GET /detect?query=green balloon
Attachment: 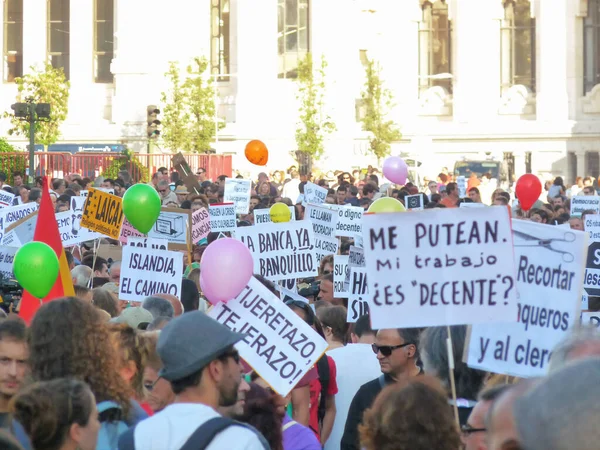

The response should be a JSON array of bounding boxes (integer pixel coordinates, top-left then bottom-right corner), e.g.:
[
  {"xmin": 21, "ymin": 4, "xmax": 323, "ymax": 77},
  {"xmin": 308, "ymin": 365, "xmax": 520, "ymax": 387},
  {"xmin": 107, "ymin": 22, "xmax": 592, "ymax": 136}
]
[
  {"xmin": 14, "ymin": 242, "xmax": 59, "ymax": 299},
  {"xmin": 122, "ymin": 184, "xmax": 162, "ymax": 234}
]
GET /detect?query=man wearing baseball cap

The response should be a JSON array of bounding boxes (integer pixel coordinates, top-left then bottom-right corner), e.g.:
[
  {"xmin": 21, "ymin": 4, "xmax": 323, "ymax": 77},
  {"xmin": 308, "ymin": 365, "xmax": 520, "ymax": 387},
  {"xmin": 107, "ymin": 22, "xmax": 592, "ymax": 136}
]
[{"xmin": 118, "ymin": 311, "xmax": 268, "ymax": 449}]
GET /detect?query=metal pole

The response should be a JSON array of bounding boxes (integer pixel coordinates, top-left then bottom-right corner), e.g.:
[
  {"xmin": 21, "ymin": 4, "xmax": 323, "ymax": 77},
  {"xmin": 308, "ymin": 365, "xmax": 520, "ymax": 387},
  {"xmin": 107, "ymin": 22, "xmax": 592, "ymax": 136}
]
[{"xmin": 28, "ymin": 103, "xmax": 35, "ymax": 184}]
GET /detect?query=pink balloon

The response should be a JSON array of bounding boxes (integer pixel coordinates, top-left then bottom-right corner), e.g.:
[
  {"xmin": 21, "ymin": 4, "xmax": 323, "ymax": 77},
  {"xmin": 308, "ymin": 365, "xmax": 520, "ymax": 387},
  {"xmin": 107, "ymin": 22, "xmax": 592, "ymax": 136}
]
[
  {"xmin": 200, "ymin": 238, "xmax": 253, "ymax": 304},
  {"xmin": 382, "ymin": 156, "xmax": 408, "ymax": 185},
  {"xmin": 200, "ymin": 273, "xmax": 221, "ymax": 306}
]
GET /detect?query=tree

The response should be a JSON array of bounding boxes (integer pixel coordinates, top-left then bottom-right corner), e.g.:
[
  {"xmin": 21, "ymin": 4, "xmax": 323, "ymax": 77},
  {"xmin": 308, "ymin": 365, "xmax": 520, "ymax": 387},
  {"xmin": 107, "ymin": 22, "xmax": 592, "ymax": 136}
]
[
  {"xmin": 360, "ymin": 58, "xmax": 401, "ymax": 160},
  {"xmin": 159, "ymin": 57, "xmax": 224, "ymax": 153},
  {"xmin": 295, "ymin": 53, "xmax": 336, "ymax": 162},
  {"xmin": 2, "ymin": 63, "xmax": 70, "ymax": 148},
  {"xmin": 0, "ymin": 138, "xmax": 26, "ymax": 185}
]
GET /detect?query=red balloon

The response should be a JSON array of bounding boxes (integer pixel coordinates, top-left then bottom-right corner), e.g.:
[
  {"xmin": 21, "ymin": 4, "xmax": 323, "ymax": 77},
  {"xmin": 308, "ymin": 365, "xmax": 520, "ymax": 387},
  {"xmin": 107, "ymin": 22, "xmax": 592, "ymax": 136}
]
[{"xmin": 515, "ymin": 174, "xmax": 542, "ymax": 211}]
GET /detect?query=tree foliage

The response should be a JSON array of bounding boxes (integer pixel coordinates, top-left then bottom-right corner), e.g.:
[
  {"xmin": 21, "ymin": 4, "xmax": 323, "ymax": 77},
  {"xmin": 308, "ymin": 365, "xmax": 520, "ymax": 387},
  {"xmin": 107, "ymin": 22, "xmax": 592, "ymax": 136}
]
[
  {"xmin": 2, "ymin": 63, "xmax": 70, "ymax": 147},
  {"xmin": 160, "ymin": 57, "xmax": 224, "ymax": 153},
  {"xmin": 103, "ymin": 147, "xmax": 150, "ymax": 183},
  {"xmin": 295, "ymin": 53, "xmax": 336, "ymax": 161},
  {"xmin": 0, "ymin": 138, "xmax": 26, "ymax": 185},
  {"xmin": 360, "ymin": 59, "xmax": 401, "ymax": 160}
]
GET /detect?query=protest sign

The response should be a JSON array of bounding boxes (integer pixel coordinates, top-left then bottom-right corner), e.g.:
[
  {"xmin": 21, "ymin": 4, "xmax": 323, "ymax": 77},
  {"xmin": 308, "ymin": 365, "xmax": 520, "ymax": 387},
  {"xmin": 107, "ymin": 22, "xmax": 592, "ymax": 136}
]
[
  {"xmin": 347, "ymin": 267, "xmax": 370, "ymax": 323},
  {"xmin": 80, "ymin": 188, "xmax": 124, "ymax": 239},
  {"xmin": 70, "ymin": 196, "xmax": 86, "ymax": 212},
  {"xmin": 460, "ymin": 202, "xmax": 486, "ymax": 208},
  {"xmin": 571, "ymin": 196, "xmax": 600, "ymax": 217},
  {"xmin": 584, "ymin": 215, "xmax": 600, "ymax": 296},
  {"xmin": 171, "ymin": 152, "xmax": 202, "ymax": 195},
  {"xmin": 0, "ymin": 203, "xmax": 38, "ymax": 242},
  {"xmin": 333, "ymin": 255, "xmax": 349, "ymax": 297},
  {"xmin": 329, "ymin": 205, "xmax": 363, "ymax": 238},
  {"xmin": 119, "ymin": 217, "xmax": 145, "ymax": 244},
  {"xmin": 126, "ymin": 237, "xmax": 169, "ymax": 251},
  {"xmin": 344, "ymin": 246, "xmax": 365, "ymax": 291},
  {"xmin": 147, "ymin": 207, "xmax": 192, "ymax": 250},
  {"xmin": 80, "ymin": 188, "xmax": 114, "ymax": 197},
  {"xmin": 0, "ymin": 246, "xmax": 17, "ymax": 280},
  {"xmin": 119, "ymin": 245, "xmax": 184, "ymax": 302},
  {"xmin": 466, "ymin": 221, "xmax": 586, "ymax": 377},
  {"xmin": 305, "ymin": 204, "xmax": 338, "ymax": 263},
  {"xmin": 209, "ymin": 203, "xmax": 237, "ymax": 233},
  {"xmin": 235, "ymin": 221, "xmax": 318, "ymax": 281},
  {"xmin": 224, "ymin": 178, "xmax": 251, "ymax": 214},
  {"xmin": 581, "ymin": 311, "xmax": 600, "ymax": 327},
  {"xmin": 3, "ymin": 211, "xmax": 38, "ymax": 248},
  {"xmin": 362, "ymin": 206, "xmax": 517, "ymax": 329},
  {"xmin": 0, "ymin": 191, "xmax": 15, "ymax": 208},
  {"xmin": 254, "ymin": 207, "xmax": 296, "ymax": 225},
  {"xmin": 303, "ymin": 182, "xmax": 328, "ymax": 206},
  {"xmin": 582, "ymin": 293, "xmax": 589, "ymax": 310},
  {"xmin": 456, "ymin": 176, "xmax": 467, "ymax": 198},
  {"xmin": 406, "ymin": 194, "xmax": 424, "ymax": 211},
  {"xmin": 192, "ymin": 208, "xmax": 210, "ymax": 244},
  {"xmin": 275, "ymin": 284, "xmax": 305, "ymax": 302},
  {"xmin": 55, "ymin": 210, "xmax": 102, "ymax": 247},
  {"xmin": 209, "ymin": 278, "xmax": 328, "ymax": 396},
  {"xmin": 277, "ymin": 278, "xmax": 297, "ymax": 293}
]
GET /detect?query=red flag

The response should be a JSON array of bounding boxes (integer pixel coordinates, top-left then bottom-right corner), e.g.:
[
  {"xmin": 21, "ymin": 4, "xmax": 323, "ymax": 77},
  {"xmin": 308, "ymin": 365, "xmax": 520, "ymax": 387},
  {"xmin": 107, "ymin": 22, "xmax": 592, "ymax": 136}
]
[{"xmin": 19, "ymin": 177, "xmax": 75, "ymax": 323}]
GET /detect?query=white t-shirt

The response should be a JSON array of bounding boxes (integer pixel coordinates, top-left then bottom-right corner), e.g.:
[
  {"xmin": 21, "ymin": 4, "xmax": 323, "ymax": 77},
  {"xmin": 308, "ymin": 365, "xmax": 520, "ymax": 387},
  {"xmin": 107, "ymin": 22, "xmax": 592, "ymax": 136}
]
[
  {"xmin": 324, "ymin": 344, "xmax": 381, "ymax": 450},
  {"xmin": 133, "ymin": 403, "xmax": 265, "ymax": 450}
]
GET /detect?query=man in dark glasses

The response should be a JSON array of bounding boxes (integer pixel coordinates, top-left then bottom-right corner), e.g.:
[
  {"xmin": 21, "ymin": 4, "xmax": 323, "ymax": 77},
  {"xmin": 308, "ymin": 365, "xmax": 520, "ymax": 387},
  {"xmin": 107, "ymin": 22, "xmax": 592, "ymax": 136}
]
[
  {"xmin": 341, "ymin": 328, "xmax": 421, "ymax": 450},
  {"xmin": 462, "ymin": 383, "xmax": 511, "ymax": 450}
]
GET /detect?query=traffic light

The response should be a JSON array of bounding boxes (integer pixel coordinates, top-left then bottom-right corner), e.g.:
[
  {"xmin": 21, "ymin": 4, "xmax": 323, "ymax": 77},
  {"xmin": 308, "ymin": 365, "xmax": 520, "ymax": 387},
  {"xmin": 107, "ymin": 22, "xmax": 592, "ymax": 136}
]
[
  {"xmin": 147, "ymin": 105, "xmax": 161, "ymax": 139},
  {"xmin": 35, "ymin": 103, "xmax": 51, "ymax": 118},
  {"xmin": 10, "ymin": 103, "xmax": 29, "ymax": 118}
]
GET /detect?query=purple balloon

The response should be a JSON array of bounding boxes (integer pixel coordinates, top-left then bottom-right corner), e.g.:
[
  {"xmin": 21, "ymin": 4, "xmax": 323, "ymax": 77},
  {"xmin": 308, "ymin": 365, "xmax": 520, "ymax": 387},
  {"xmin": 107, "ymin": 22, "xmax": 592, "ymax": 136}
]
[
  {"xmin": 382, "ymin": 156, "xmax": 409, "ymax": 185},
  {"xmin": 200, "ymin": 238, "xmax": 253, "ymax": 304}
]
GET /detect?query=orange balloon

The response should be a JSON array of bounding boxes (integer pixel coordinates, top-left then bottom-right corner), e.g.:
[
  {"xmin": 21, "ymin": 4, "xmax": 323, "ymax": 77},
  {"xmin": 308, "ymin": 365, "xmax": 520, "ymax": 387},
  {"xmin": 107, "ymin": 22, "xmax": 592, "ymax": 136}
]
[{"xmin": 245, "ymin": 140, "xmax": 269, "ymax": 166}]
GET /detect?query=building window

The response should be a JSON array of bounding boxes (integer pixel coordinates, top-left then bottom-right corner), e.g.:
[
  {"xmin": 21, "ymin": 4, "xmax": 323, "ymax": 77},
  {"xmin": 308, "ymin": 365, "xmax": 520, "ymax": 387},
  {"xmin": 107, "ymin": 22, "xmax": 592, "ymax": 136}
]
[
  {"xmin": 584, "ymin": 0, "xmax": 600, "ymax": 94},
  {"xmin": 500, "ymin": 0, "xmax": 535, "ymax": 94},
  {"xmin": 277, "ymin": 0, "xmax": 309, "ymax": 79},
  {"xmin": 94, "ymin": 0, "xmax": 114, "ymax": 83},
  {"xmin": 418, "ymin": 1, "xmax": 452, "ymax": 94},
  {"xmin": 210, "ymin": 0, "xmax": 230, "ymax": 81},
  {"xmin": 47, "ymin": 0, "xmax": 70, "ymax": 80},
  {"xmin": 3, "ymin": 0, "xmax": 23, "ymax": 82}
]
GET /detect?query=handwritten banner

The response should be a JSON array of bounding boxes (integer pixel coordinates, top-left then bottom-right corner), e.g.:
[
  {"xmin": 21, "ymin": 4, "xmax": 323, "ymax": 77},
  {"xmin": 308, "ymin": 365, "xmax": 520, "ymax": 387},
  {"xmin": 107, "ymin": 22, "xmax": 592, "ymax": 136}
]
[
  {"xmin": 305, "ymin": 204, "xmax": 338, "ymax": 263},
  {"xmin": 333, "ymin": 255, "xmax": 349, "ymax": 297},
  {"xmin": 119, "ymin": 217, "xmax": 145, "ymax": 244},
  {"xmin": 328, "ymin": 205, "xmax": 363, "ymax": 238},
  {"xmin": 303, "ymin": 182, "xmax": 328, "ymax": 206},
  {"xmin": 0, "ymin": 246, "xmax": 17, "ymax": 280},
  {"xmin": 80, "ymin": 188, "xmax": 124, "ymax": 239},
  {"xmin": 126, "ymin": 237, "xmax": 168, "ymax": 251},
  {"xmin": 571, "ymin": 196, "xmax": 600, "ymax": 217},
  {"xmin": 0, "ymin": 191, "xmax": 15, "ymax": 208},
  {"xmin": 362, "ymin": 207, "xmax": 517, "ymax": 329},
  {"xmin": 192, "ymin": 208, "xmax": 210, "ymax": 244},
  {"xmin": 224, "ymin": 178, "xmax": 251, "ymax": 214},
  {"xmin": 209, "ymin": 203, "xmax": 237, "ymax": 233},
  {"xmin": 347, "ymin": 266, "xmax": 369, "ymax": 323},
  {"xmin": 56, "ymin": 210, "xmax": 102, "ymax": 247}
]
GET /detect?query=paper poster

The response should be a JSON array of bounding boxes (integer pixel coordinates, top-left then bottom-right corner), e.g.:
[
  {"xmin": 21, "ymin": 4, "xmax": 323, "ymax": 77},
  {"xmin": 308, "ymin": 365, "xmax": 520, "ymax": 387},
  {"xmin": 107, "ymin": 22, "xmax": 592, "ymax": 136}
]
[
  {"xmin": 362, "ymin": 206, "xmax": 517, "ymax": 329},
  {"xmin": 209, "ymin": 203, "xmax": 237, "ymax": 233},
  {"xmin": 224, "ymin": 178, "xmax": 251, "ymax": 214},
  {"xmin": 460, "ymin": 202, "xmax": 487, "ymax": 208},
  {"xmin": 80, "ymin": 188, "xmax": 124, "ymax": 239},
  {"xmin": 119, "ymin": 217, "xmax": 145, "ymax": 244},
  {"xmin": 277, "ymin": 278, "xmax": 297, "ymax": 294},
  {"xmin": 254, "ymin": 207, "xmax": 296, "ymax": 225},
  {"xmin": 0, "ymin": 246, "xmax": 17, "ymax": 280},
  {"xmin": 192, "ymin": 208, "xmax": 211, "ymax": 244},
  {"xmin": 119, "ymin": 245, "xmax": 184, "ymax": 302},
  {"xmin": 126, "ymin": 237, "xmax": 169, "ymax": 251},
  {"xmin": 406, "ymin": 194, "xmax": 424, "ymax": 211},
  {"xmin": 0, "ymin": 203, "xmax": 38, "ymax": 242},
  {"xmin": 305, "ymin": 204, "xmax": 338, "ymax": 263},
  {"xmin": 329, "ymin": 205, "xmax": 363, "ymax": 238},
  {"xmin": 456, "ymin": 176, "xmax": 467, "ymax": 198},
  {"xmin": 147, "ymin": 207, "xmax": 192, "ymax": 250},
  {"xmin": 3, "ymin": 211, "xmax": 38, "ymax": 248},
  {"xmin": 584, "ymin": 215, "xmax": 600, "ymax": 296},
  {"xmin": 209, "ymin": 278, "xmax": 328, "ymax": 396},
  {"xmin": 80, "ymin": 188, "xmax": 114, "ymax": 197},
  {"xmin": 344, "ymin": 246, "xmax": 365, "ymax": 292},
  {"xmin": 571, "ymin": 196, "xmax": 600, "ymax": 217},
  {"xmin": 347, "ymin": 267, "xmax": 370, "ymax": 323},
  {"xmin": 303, "ymin": 182, "xmax": 328, "ymax": 206},
  {"xmin": 582, "ymin": 311, "xmax": 600, "ymax": 327},
  {"xmin": 235, "ymin": 221, "xmax": 318, "ymax": 281},
  {"xmin": 333, "ymin": 255, "xmax": 349, "ymax": 297},
  {"xmin": 56, "ymin": 210, "xmax": 102, "ymax": 247},
  {"xmin": 466, "ymin": 221, "xmax": 587, "ymax": 377},
  {"xmin": 0, "ymin": 191, "xmax": 15, "ymax": 208}
]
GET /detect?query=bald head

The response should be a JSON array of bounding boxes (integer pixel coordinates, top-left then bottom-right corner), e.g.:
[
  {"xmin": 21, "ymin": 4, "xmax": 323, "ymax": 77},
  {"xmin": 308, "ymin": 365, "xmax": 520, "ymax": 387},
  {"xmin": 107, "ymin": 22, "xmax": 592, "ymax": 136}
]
[{"xmin": 156, "ymin": 293, "xmax": 183, "ymax": 317}]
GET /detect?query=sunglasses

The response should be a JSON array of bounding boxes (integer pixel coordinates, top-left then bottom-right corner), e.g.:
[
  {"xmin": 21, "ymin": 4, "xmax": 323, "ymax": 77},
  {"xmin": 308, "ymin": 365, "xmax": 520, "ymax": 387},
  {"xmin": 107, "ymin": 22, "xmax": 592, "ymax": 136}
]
[
  {"xmin": 372, "ymin": 342, "xmax": 413, "ymax": 357},
  {"xmin": 219, "ymin": 349, "xmax": 241, "ymax": 364},
  {"xmin": 461, "ymin": 424, "xmax": 487, "ymax": 435}
]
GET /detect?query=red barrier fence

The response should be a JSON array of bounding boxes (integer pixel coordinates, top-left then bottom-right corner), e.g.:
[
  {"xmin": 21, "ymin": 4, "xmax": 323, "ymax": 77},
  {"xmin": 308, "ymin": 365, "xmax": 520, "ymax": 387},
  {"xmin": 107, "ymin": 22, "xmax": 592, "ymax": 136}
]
[{"xmin": 0, "ymin": 152, "xmax": 233, "ymax": 183}]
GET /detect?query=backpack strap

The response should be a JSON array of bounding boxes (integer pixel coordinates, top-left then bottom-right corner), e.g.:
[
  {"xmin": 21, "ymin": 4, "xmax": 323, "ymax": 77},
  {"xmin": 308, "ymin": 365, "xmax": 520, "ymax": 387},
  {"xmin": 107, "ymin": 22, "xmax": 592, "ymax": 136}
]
[
  {"xmin": 316, "ymin": 356, "xmax": 330, "ymax": 428},
  {"xmin": 180, "ymin": 417, "xmax": 273, "ymax": 450}
]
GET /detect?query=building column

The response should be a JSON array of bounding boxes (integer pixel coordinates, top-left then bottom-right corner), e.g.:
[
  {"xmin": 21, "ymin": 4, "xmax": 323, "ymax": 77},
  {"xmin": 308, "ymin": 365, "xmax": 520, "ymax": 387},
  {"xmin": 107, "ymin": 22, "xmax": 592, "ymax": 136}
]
[
  {"xmin": 22, "ymin": 0, "xmax": 47, "ymax": 71},
  {"xmin": 576, "ymin": 150, "xmax": 587, "ymax": 178},
  {"xmin": 513, "ymin": 150, "xmax": 526, "ymax": 180}
]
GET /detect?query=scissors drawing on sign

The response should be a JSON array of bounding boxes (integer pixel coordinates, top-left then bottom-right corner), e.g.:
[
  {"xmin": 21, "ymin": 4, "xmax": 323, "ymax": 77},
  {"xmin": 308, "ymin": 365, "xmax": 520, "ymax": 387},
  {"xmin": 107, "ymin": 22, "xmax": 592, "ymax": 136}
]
[{"xmin": 513, "ymin": 230, "xmax": 575, "ymax": 263}]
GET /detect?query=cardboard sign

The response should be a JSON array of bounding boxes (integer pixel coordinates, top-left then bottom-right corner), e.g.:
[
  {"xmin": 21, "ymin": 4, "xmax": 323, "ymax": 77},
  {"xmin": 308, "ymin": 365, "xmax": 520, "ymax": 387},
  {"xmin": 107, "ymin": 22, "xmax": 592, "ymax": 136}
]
[
  {"xmin": 119, "ymin": 217, "xmax": 145, "ymax": 244},
  {"xmin": 406, "ymin": 194, "xmax": 424, "ymax": 211},
  {"xmin": 192, "ymin": 208, "xmax": 211, "ymax": 244},
  {"xmin": 456, "ymin": 176, "xmax": 467, "ymax": 198},
  {"xmin": 209, "ymin": 277, "xmax": 328, "ymax": 396},
  {"xmin": 329, "ymin": 205, "xmax": 363, "ymax": 238},
  {"xmin": 224, "ymin": 178, "xmax": 251, "ymax": 214},
  {"xmin": 126, "ymin": 237, "xmax": 169, "ymax": 250},
  {"xmin": 147, "ymin": 207, "xmax": 192, "ymax": 250},
  {"xmin": 254, "ymin": 207, "xmax": 296, "ymax": 225},
  {"xmin": 0, "ymin": 191, "xmax": 15, "ymax": 208},
  {"xmin": 466, "ymin": 221, "xmax": 587, "ymax": 377},
  {"xmin": 171, "ymin": 152, "xmax": 202, "ymax": 195},
  {"xmin": 362, "ymin": 206, "xmax": 517, "ymax": 329},
  {"xmin": 333, "ymin": 255, "xmax": 349, "ymax": 297},
  {"xmin": 119, "ymin": 245, "xmax": 184, "ymax": 302},
  {"xmin": 305, "ymin": 204, "xmax": 338, "ymax": 263},
  {"xmin": 570, "ymin": 196, "xmax": 600, "ymax": 217},
  {"xmin": 347, "ymin": 267, "xmax": 370, "ymax": 323},
  {"xmin": 584, "ymin": 215, "xmax": 600, "ymax": 296},
  {"xmin": 303, "ymin": 182, "xmax": 328, "ymax": 206},
  {"xmin": 56, "ymin": 210, "xmax": 102, "ymax": 247},
  {"xmin": 80, "ymin": 188, "xmax": 124, "ymax": 239},
  {"xmin": 235, "ymin": 221, "xmax": 318, "ymax": 281},
  {"xmin": 209, "ymin": 203, "xmax": 237, "ymax": 233},
  {"xmin": 0, "ymin": 246, "xmax": 17, "ymax": 280}
]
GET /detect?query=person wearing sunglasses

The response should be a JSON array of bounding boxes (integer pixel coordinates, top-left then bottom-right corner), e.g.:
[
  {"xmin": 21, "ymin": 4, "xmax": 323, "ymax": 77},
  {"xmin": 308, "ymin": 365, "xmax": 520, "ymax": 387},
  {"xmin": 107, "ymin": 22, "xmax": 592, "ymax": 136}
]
[
  {"xmin": 341, "ymin": 328, "xmax": 421, "ymax": 450},
  {"xmin": 462, "ymin": 383, "xmax": 511, "ymax": 450},
  {"xmin": 196, "ymin": 168, "xmax": 207, "ymax": 183}
]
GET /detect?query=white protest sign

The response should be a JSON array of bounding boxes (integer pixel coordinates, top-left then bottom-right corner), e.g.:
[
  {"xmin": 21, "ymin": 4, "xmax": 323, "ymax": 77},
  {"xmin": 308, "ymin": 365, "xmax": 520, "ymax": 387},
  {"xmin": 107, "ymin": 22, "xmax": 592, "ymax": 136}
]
[
  {"xmin": 571, "ymin": 196, "xmax": 600, "ymax": 217},
  {"xmin": 2, "ymin": 213, "xmax": 37, "ymax": 248},
  {"xmin": 192, "ymin": 208, "xmax": 211, "ymax": 244},
  {"xmin": 362, "ymin": 206, "xmax": 517, "ymax": 329},
  {"xmin": 0, "ymin": 191, "xmax": 15, "ymax": 208},
  {"xmin": 0, "ymin": 246, "xmax": 17, "ymax": 280},
  {"xmin": 354, "ymin": 234, "xmax": 364, "ymax": 248},
  {"xmin": 303, "ymin": 182, "xmax": 328, "ymax": 206},
  {"xmin": 584, "ymin": 215, "xmax": 600, "ymax": 296},
  {"xmin": 224, "ymin": 178, "xmax": 251, "ymax": 214},
  {"xmin": 55, "ymin": 210, "xmax": 102, "ymax": 247},
  {"xmin": 275, "ymin": 284, "xmax": 306, "ymax": 303},
  {"xmin": 127, "ymin": 237, "xmax": 169, "ymax": 250},
  {"xmin": 277, "ymin": 278, "xmax": 297, "ymax": 294},
  {"xmin": 305, "ymin": 204, "xmax": 338, "ymax": 263},
  {"xmin": 70, "ymin": 196, "xmax": 86, "ymax": 211},
  {"xmin": 344, "ymin": 246, "xmax": 365, "ymax": 291},
  {"xmin": 235, "ymin": 221, "xmax": 318, "ymax": 281},
  {"xmin": 0, "ymin": 203, "xmax": 38, "ymax": 242},
  {"xmin": 254, "ymin": 207, "xmax": 296, "ymax": 225},
  {"xmin": 119, "ymin": 245, "xmax": 184, "ymax": 302},
  {"xmin": 456, "ymin": 176, "xmax": 467, "ymax": 198},
  {"xmin": 581, "ymin": 311, "xmax": 600, "ymax": 327},
  {"xmin": 466, "ymin": 221, "xmax": 586, "ymax": 377},
  {"xmin": 347, "ymin": 267, "xmax": 370, "ymax": 323},
  {"xmin": 209, "ymin": 203, "xmax": 237, "ymax": 233},
  {"xmin": 460, "ymin": 202, "xmax": 487, "ymax": 208},
  {"xmin": 406, "ymin": 194, "xmax": 424, "ymax": 211},
  {"xmin": 328, "ymin": 205, "xmax": 363, "ymax": 238},
  {"xmin": 147, "ymin": 208, "xmax": 191, "ymax": 249},
  {"xmin": 333, "ymin": 255, "xmax": 349, "ymax": 297},
  {"xmin": 209, "ymin": 278, "xmax": 328, "ymax": 396},
  {"xmin": 582, "ymin": 293, "xmax": 589, "ymax": 310}
]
